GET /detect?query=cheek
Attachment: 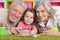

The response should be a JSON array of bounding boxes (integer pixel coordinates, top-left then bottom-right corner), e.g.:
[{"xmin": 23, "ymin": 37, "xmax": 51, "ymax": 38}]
[
  {"xmin": 37, "ymin": 15, "xmax": 41, "ymax": 19},
  {"xmin": 43, "ymin": 15, "xmax": 48, "ymax": 20},
  {"xmin": 24, "ymin": 17, "xmax": 27, "ymax": 21},
  {"xmin": 44, "ymin": 13, "xmax": 49, "ymax": 18},
  {"xmin": 31, "ymin": 19, "xmax": 34, "ymax": 22},
  {"xmin": 44, "ymin": 12, "xmax": 49, "ymax": 16},
  {"xmin": 36, "ymin": 13, "xmax": 40, "ymax": 18},
  {"xmin": 17, "ymin": 14, "xmax": 22, "ymax": 18},
  {"xmin": 10, "ymin": 10, "xmax": 15, "ymax": 14},
  {"xmin": 37, "ymin": 13, "xmax": 39, "ymax": 17}
]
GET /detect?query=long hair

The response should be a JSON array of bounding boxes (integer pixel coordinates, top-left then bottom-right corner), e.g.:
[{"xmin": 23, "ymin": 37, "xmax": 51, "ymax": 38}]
[
  {"xmin": 15, "ymin": 8, "xmax": 38, "ymax": 27},
  {"xmin": 35, "ymin": 0, "xmax": 55, "ymax": 19},
  {"xmin": 21, "ymin": 8, "xmax": 38, "ymax": 25}
]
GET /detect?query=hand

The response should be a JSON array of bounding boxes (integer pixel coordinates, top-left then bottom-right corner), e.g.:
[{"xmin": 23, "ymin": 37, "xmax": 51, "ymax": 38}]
[
  {"xmin": 43, "ymin": 30, "xmax": 55, "ymax": 36},
  {"xmin": 17, "ymin": 27, "xmax": 22, "ymax": 30},
  {"xmin": 15, "ymin": 27, "xmax": 21, "ymax": 33},
  {"xmin": 10, "ymin": 27, "xmax": 18, "ymax": 35},
  {"xmin": 31, "ymin": 30, "xmax": 37, "ymax": 35},
  {"xmin": 43, "ymin": 30, "xmax": 60, "ymax": 36}
]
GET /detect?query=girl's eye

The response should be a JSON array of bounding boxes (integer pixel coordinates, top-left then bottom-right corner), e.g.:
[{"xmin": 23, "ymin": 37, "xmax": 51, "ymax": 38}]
[{"xmin": 31, "ymin": 17, "xmax": 33, "ymax": 19}]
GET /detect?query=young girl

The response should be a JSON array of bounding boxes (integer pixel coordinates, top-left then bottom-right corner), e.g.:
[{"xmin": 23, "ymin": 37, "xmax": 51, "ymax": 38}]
[{"xmin": 16, "ymin": 8, "xmax": 38, "ymax": 36}]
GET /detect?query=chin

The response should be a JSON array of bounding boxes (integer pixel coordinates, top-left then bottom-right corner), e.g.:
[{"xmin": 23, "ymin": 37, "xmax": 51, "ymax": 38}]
[{"xmin": 25, "ymin": 23, "xmax": 31, "ymax": 25}]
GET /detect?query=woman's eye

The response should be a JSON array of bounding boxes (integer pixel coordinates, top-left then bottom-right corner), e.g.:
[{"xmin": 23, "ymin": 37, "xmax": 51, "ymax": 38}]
[
  {"xmin": 41, "ymin": 10, "xmax": 44, "ymax": 13},
  {"xmin": 36, "ymin": 11, "xmax": 39, "ymax": 13}
]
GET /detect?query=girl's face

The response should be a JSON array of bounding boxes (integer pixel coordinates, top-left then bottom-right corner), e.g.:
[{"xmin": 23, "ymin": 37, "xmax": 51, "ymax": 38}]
[
  {"xmin": 24, "ymin": 11, "xmax": 34, "ymax": 25},
  {"xmin": 36, "ymin": 5, "xmax": 49, "ymax": 22}
]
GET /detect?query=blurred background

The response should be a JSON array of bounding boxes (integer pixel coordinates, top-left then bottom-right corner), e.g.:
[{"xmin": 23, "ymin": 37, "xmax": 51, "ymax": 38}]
[{"xmin": 0, "ymin": 0, "xmax": 60, "ymax": 22}]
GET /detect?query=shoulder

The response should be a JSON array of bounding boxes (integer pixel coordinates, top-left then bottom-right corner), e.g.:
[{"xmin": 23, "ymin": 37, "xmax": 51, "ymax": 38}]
[
  {"xmin": 32, "ymin": 25, "xmax": 37, "ymax": 28},
  {"xmin": 48, "ymin": 19, "xmax": 54, "ymax": 23},
  {"xmin": 46, "ymin": 19, "xmax": 54, "ymax": 28},
  {"xmin": 18, "ymin": 21, "xmax": 24, "ymax": 25}
]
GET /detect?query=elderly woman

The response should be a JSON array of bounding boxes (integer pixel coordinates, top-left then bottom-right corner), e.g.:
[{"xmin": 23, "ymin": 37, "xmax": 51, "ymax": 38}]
[{"xmin": 35, "ymin": 0, "xmax": 59, "ymax": 35}]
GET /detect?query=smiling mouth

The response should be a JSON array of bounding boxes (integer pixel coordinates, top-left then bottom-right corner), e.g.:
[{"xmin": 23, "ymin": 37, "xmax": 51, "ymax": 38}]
[
  {"xmin": 10, "ymin": 15, "xmax": 17, "ymax": 20},
  {"xmin": 27, "ymin": 21, "xmax": 30, "ymax": 22},
  {"xmin": 12, "ymin": 16, "xmax": 17, "ymax": 19}
]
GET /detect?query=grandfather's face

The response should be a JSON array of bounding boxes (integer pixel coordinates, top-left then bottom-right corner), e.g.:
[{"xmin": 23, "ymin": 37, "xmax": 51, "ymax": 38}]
[
  {"xmin": 8, "ymin": 4, "xmax": 24, "ymax": 22},
  {"xmin": 36, "ymin": 5, "xmax": 49, "ymax": 22}
]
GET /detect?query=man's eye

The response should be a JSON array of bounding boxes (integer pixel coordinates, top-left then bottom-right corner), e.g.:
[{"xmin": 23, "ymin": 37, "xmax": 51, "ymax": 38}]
[
  {"xmin": 14, "ymin": 9, "xmax": 17, "ymax": 12},
  {"xmin": 31, "ymin": 17, "xmax": 33, "ymax": 19}
]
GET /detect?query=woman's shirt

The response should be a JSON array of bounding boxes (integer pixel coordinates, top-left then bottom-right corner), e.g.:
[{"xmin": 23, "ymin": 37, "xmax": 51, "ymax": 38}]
[
  {"xmin": 39, "ymin": 19, "xmax": 54, "ymax": 29},
  {"xmin": 39, "ymin": 18, "xmax": 58, "ymax": 32}
]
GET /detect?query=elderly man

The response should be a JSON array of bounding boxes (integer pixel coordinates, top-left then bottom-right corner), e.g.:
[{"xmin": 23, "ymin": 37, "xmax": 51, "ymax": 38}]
[{"xmin": 2, "ymin": 0, "xmax": 27, "ymax": 34}]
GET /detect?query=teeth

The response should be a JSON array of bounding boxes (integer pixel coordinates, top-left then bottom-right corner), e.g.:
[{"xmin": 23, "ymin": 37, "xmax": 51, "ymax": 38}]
[
  {"xmin": 13, "ymin": 17, "xmax": 16, "ymax": 19},
  {"xmin": 11, "ymin": 16, "xmax": 16, "ymax": 19}
]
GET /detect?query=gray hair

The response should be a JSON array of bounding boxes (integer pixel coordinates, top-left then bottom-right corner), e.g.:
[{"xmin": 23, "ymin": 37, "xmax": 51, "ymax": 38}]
[
  {"xmin": 35, "ymin": 0, "xmax": 55, "ymax": 18},
  {"xmin": 10, "ymin": 0, "xmax": 27, "ymax": 10}
]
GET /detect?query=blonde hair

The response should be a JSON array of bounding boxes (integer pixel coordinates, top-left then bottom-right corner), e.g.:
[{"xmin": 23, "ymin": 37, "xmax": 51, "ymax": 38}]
[{"xmin": 35, "ymin": 0, "xmax": 55, "ymax": 18}]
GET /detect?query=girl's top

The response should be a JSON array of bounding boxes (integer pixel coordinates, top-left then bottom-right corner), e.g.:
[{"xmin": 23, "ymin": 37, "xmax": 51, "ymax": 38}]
[{"xmin": 18, "ymin": 21, "xmax": 33, "ymax": 30}]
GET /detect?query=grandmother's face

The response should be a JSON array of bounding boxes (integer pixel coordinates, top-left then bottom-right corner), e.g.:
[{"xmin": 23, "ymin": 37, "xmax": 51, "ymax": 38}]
[
  {"xmin": 8, "ymin": 4, "xmax": 24, "ymax": 22},
  {"xmin": 36, "ymin": 5, "xmax": 49, "ymax": 22}
]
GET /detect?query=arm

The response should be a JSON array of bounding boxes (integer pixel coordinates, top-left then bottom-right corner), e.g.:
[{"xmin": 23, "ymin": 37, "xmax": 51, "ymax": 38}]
[
  {"xmin": 31, "ymin": 25, "xmax": 37, "ymax": 35},
  {"xmin": 15, "ymin": 25, "xmax": 22, "ymax": 33},
  {"xmin": 42, "ymin": 27, "xmax": 59, "ymax": 36},
  {"xmin": 15, "ymin": 21, "xmax": 23, "ymax": 34},
  {"xmin": 43, "ymin": 30, "xmax": 60, "ymax": 36},
  {"xmin": 10, "ymin": 25, "xmax": 22, "ymax": 35}
]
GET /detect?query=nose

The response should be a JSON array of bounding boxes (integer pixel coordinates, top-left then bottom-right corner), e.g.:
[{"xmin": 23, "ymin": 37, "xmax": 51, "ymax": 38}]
[
  {"xmin": 15, "ymin": 12, "xmax": 20, "ymax": 16},
  {"xmin": 15, "ymin": 13, "xmax": 18, "ymax": 17},
  {"xmin": 28, "ymin": 17, "xmax": 31, "ymax": 20},
  {"xmin": 39, "ymin": 12, "xmax": 43, "ymax": 17},
  {"xmin": 28, "ymin": 17, "xmax": 30, "ymax": 20}
]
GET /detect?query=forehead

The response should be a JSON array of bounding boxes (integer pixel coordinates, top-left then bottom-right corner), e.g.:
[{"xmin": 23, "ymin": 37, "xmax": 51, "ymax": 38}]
[
  {"xmin": 36, "ymin": 5, "xmax": 46, "ymax": 11},
  {"xmin": 25, "ymin": 11, "xmax": 34, "ymax": 16},
  {"xmin": 13, "ymin": 4, "xmax": 24, "ymax": 11}
]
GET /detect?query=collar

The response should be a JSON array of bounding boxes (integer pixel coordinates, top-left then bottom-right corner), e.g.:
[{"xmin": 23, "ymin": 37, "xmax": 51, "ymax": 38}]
[{"xmin": 39, "ymin": 19, "xmax": 53, "ymax": 28}]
